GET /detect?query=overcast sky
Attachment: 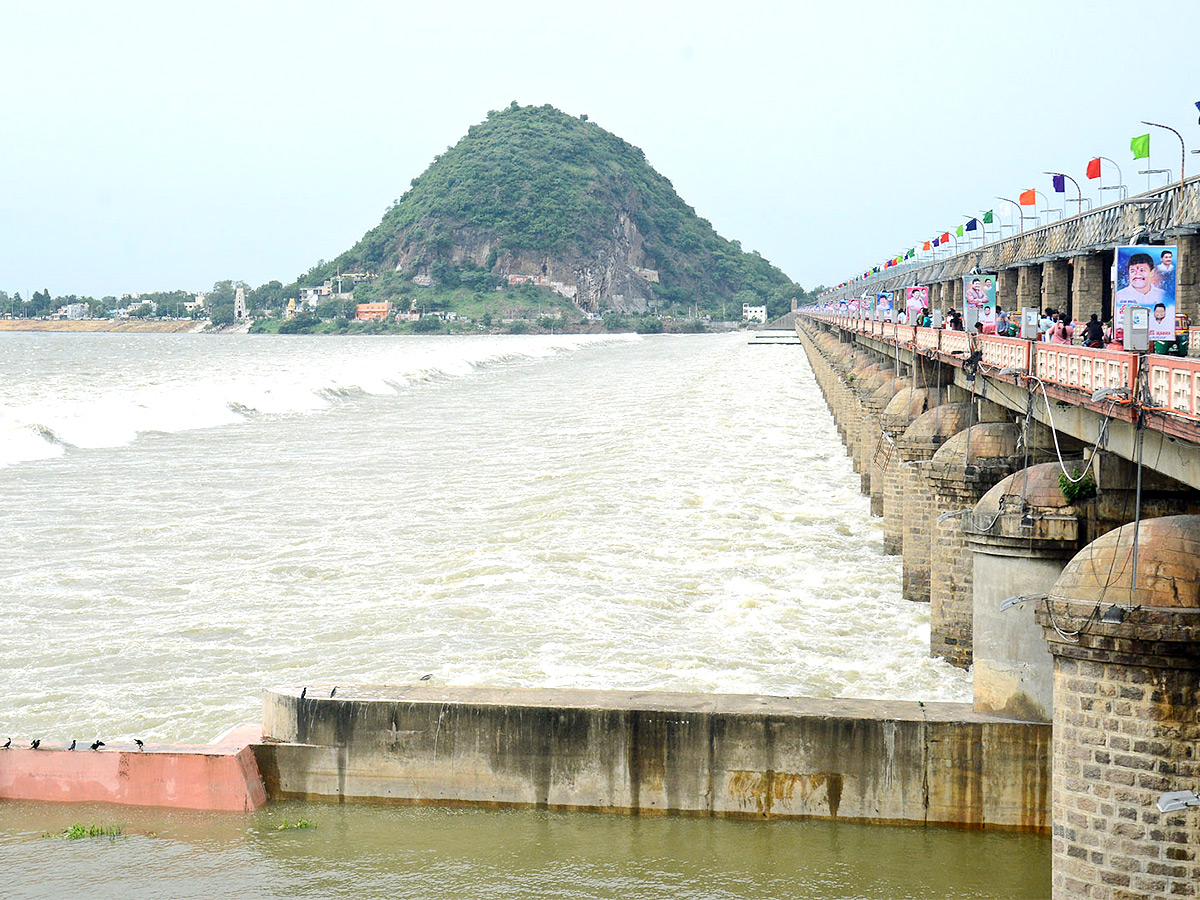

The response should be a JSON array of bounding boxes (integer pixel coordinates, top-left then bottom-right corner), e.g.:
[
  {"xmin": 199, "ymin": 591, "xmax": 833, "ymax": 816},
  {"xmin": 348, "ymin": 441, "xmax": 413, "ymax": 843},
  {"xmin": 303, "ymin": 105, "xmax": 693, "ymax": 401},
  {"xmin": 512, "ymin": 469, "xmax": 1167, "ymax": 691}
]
[{"xmin": 3, "ymin": 0, "xmax": 1199, "ymax": 299}]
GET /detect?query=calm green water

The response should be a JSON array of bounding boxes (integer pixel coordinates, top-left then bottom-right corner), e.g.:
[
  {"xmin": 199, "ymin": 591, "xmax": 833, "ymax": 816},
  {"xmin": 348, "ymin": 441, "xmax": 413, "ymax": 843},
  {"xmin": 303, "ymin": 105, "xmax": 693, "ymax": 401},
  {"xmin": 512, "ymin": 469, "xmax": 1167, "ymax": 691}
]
[{"xmin": 0, "ymin": 801, "xmax": 1048, "ymax": 899}]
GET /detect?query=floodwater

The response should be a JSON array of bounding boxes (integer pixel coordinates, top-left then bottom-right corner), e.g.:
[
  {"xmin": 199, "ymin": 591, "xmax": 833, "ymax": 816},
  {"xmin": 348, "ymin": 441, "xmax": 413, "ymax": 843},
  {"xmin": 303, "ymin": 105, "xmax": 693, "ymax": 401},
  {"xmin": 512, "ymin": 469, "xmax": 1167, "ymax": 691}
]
[
  {"xmin": 0, "ymin": 331, "xmax": 1045, "ymax": 897},
  {"xmin": 0, "ymin": 800, "xmax": 1049, "ymax": 899}
]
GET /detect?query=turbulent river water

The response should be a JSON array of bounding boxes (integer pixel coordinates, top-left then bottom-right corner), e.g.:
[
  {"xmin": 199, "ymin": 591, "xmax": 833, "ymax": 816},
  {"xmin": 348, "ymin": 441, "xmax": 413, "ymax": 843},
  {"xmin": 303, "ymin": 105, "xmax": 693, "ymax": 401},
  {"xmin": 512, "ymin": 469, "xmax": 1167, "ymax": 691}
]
[{"xmin": 0, "ymin": 331, "xmax": 1045, "ymax": 898}]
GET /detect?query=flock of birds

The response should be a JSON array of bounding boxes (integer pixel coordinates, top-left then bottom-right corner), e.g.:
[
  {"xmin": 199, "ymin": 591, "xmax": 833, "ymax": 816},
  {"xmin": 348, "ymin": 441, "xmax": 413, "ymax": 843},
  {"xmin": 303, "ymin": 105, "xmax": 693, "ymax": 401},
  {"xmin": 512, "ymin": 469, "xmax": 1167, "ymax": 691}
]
[
  {"xmin": 4, "ymin": 679, "xmax": 434, "ymax": 752},
  {"xmin": 2, "ymin": 737, "xmax": 142, "ymax": 751}
]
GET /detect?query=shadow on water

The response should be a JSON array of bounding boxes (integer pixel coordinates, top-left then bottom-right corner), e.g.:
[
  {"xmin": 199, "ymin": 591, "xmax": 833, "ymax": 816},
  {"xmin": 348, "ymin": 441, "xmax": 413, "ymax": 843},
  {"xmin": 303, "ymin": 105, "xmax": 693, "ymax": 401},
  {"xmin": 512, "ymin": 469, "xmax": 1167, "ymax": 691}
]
[{"xmin": 0, "ymin": 800, "xmax": 1048, "ymax": 899}]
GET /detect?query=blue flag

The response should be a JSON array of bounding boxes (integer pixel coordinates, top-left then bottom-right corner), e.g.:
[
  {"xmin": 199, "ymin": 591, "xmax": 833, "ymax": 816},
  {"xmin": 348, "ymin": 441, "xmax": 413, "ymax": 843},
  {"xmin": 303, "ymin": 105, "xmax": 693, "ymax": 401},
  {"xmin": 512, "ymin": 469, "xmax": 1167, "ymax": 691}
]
[
  {"xmin": 965, "ymin": 218, "xmax": 978, "ymax": 232},
  {"xmin": 1052, "ymin": 174, "xmax": 1066, "ymax": 193}
]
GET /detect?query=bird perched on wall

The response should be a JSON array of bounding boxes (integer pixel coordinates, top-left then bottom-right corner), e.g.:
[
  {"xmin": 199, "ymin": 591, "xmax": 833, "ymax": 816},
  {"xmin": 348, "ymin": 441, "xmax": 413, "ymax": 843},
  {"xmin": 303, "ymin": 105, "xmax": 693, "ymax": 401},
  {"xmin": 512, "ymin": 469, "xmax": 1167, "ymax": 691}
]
[
  {"xmin": 90, "ymin": 740, "xmax": 104, "ymax": 751},
  {"xmin": 2, "ymin": 738, "xmax": 10, "ymax": 749},
  {"xmin": 68, "ymin": 739, "xmax": 76, "ymax": 750},
  {"xmin": 330, "ymin": 686, "xmax": 337, "ymax": 698},
  {"xmin": 30, "ymin": 739, "xmax": 40, "ymax": 749},
  {"xmin": 134, "ymin": 739, "xmax": 144, "ymax": 751},
  {"xmin": 300, "ymin": 687, "xmax": 307, "ymax": 700}
]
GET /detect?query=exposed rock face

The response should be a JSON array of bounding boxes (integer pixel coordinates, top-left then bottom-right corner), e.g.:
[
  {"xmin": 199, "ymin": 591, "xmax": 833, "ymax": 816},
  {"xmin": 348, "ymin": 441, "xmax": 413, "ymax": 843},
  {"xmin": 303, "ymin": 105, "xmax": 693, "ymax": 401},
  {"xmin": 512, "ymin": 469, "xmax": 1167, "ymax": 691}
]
[{"xmin": 305, "ymin": 103, "xmax": 803, "ymax": 316}]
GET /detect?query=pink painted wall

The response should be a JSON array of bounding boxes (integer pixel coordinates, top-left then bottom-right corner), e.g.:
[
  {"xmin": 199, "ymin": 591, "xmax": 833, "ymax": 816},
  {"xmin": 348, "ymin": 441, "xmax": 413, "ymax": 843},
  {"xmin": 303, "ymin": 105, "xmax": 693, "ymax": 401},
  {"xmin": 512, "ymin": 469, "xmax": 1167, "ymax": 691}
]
[{"xmin": 0, "ymin": 724, "xmax": 266, "ymax": 812}]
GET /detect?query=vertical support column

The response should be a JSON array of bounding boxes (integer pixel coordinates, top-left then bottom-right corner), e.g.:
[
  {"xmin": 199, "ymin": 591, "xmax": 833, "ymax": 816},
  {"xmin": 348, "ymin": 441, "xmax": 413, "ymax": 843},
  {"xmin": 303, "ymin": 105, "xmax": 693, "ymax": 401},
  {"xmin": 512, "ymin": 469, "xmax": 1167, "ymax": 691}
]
[
  {"xmin": 1042, "ymin": 260, "xmax": 1070, "ymax": 315},
  {"xmin": 950, "ymin": 278, "xmax": 963, "ymax": 310},
  {"xmin": 998, "ymin": 269, "xmax": 1020, "ymax": 314},
  {"xmin": 925, "ymin": 424, "xmax": 1029, "ymax": 669},
  {"xmin": 1037, "ymin": 516, "xmax": 1200, "ymax": 900},
  {"xmin": 1174, "ymin": 232, "xmax": 1200, "ymax": 321},
  {"xmin": 1017, "ymin": 264, "xmax": 1043, "ymax": 312},
  {"xmin": 896, "ymin": 403, "xmax": 971, "ymax": 601},
  {"xmin": 1070, "ymin": 253, "xmax": 1105, "ymax": 325}
]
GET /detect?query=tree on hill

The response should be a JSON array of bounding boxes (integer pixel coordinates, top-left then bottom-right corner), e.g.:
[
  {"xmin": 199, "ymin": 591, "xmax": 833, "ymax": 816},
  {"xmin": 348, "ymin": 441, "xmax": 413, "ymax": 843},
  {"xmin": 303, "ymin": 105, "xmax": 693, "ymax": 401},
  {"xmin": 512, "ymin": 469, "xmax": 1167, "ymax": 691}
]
[{"xmin": 301, "ymin": 103, "xmax": 809, "ymax": 319}]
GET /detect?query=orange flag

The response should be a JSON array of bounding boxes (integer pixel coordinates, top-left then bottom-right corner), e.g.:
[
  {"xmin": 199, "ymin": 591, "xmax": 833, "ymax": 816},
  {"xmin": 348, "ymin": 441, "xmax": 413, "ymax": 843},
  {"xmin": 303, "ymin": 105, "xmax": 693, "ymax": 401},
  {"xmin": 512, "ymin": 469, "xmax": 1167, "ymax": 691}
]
[{"xmin": 1019, "ymin": 188, "xmax": 1037, "ymax": 205}]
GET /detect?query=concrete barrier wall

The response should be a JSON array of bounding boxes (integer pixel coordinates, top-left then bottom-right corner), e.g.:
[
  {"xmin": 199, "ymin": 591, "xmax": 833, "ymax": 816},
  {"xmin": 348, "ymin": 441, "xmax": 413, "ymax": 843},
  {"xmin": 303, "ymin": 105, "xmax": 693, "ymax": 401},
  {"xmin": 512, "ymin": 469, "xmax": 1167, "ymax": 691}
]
[
  {"xmin": 0, "ymin": 724, "xmax": 266, "ymax": 811},
  {"xmin": 256, "ymin": 686, "xmax": 1050, "ymax": 831}
]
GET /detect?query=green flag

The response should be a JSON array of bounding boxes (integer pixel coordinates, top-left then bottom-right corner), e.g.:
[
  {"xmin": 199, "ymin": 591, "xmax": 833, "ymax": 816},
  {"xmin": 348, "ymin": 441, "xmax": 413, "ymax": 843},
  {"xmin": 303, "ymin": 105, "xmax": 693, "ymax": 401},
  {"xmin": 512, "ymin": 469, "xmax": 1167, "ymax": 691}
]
[
  {"xmin": 982, "ymin": 209, "xmax": 994, "ymax": 224},
  {"xmin": 1131, "ymin": 133, "xmax": 1150, "ymax": 159},
  {"xmin": 956, "ymin": 225, "xmax": 964, "ymax": 238}
]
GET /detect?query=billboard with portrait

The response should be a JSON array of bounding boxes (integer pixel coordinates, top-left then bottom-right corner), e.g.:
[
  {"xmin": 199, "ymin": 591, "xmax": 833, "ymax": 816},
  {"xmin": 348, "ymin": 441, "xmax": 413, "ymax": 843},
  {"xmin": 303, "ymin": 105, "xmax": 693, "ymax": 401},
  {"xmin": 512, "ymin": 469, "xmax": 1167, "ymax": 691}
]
[
  {"xmin": 905, "ymin": 286, "xmax": 928, "ymax": 323},
  {"xmin": 876, "ymin": 292, "xmax": 894, "ymax": 322},
  {"xmin": 962, "ymin": 273, "xmax": 998, "ymax": 331},
  {"xmin": 1114, "ymin": 245, "xmax": 1177, "ymax": 341}
]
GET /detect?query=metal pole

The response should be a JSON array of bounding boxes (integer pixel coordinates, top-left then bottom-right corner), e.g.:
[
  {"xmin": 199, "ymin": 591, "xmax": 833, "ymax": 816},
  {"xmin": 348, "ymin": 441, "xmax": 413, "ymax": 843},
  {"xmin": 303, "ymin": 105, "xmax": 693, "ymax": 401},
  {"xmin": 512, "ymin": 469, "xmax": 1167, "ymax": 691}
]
[
  {"xmin": 1141, "ymin": 120, "xmax": 1186, "ymax": 185},
  {"xmin": 1099, "ymin": 157, "xmax": 1127, "ymax": 199},
  {"xmin": 996, "ymin": 197, "xmax": 1022, "ymax": 234}
]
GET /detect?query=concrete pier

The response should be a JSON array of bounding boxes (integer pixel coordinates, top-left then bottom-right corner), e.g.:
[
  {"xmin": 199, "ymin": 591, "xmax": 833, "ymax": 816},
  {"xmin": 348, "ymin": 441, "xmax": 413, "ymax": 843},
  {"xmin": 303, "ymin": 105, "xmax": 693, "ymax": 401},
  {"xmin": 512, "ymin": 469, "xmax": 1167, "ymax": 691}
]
[{"xmin": 255, "ymin": 685, "xmax": 1050, "ymax": 830}]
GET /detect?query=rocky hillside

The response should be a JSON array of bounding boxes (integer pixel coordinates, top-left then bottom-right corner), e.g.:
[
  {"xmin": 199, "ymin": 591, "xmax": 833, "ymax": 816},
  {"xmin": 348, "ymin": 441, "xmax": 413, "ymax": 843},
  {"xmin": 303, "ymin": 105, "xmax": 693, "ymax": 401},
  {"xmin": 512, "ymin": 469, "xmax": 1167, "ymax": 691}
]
[{"xmin": 303, "ymin": 103, "xmax": 806, "ymax": 317}]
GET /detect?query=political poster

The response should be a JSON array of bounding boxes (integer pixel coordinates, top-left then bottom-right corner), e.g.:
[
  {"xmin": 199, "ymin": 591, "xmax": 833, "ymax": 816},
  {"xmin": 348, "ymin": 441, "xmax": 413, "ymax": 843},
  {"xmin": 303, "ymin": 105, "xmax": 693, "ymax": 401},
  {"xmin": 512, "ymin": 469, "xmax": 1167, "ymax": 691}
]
[
  {"xmin": 962, "ymin": 273, "xmax": 998, "ymax": 332},
  {"xmin": 876, "ymin": 292, "xmax": 894, "ymax": 322},
  {"xmin": 1114, "ymin": 245, "xmax": 1177, "ymax": 341},
  {"xmin": 905, "ymin": 286, "xmax": 928, "ymax": 323}
]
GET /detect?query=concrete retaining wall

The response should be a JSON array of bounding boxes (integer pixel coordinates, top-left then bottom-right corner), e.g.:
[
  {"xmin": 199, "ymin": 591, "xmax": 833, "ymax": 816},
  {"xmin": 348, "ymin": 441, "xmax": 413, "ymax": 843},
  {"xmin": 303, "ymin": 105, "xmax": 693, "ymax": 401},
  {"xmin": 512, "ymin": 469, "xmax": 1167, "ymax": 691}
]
[{"xmin": 256, "ymin": 686, "xmax": 1050, "ymax": 830}]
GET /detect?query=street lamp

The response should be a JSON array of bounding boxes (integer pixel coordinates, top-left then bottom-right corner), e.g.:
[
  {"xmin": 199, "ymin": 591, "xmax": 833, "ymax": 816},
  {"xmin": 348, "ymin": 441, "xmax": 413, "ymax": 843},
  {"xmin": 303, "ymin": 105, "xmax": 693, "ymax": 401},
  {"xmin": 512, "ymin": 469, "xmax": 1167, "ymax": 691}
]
[
  {"xmin": 1097, "ymin": 156, "xmax": 1128, "ymax": 201},
  {"xmin": 1045, "ymin": 171, "xmax": 1088, "ymax": 216},
  {"xmin": 1141, "ymin": 120, "xmax": 1186, "ymax": 185},
  {"xmin": 996, "ymin": 197, "xmax": 1023, "ymax": 234}
]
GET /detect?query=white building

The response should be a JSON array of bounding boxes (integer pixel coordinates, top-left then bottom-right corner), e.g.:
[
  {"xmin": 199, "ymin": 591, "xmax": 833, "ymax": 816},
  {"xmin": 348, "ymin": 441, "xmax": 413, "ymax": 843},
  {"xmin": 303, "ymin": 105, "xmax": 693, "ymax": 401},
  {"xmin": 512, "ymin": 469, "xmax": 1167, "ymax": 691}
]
[{"xmin": 742, "ymin": 303, "xmax": 767, "ymax": 323}]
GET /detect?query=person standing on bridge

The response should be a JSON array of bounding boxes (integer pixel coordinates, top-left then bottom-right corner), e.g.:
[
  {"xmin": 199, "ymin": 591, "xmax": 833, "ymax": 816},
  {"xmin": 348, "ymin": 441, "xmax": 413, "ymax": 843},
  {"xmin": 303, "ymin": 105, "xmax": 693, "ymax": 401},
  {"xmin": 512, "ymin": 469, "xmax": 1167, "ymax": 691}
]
[{"xmin": 1049, "ymin": 313, "xmax": 1074, "ymax": 345}]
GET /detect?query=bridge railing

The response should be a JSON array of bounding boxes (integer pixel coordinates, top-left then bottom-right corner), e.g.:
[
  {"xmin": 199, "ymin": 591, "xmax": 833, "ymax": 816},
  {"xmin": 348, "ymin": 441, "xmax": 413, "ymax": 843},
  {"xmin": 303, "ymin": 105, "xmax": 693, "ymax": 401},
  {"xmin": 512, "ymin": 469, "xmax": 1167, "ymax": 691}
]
[
  {"xmin": 1033, "ymin": 343, "xmax": 1136, "ymax": 396},
  {"xmin": 1146, "ymin": 356, "xmax": 1200, "ymax": 420},
  {"xmin": 802, "ymin": 312, "xmax": 1200, "ymax": 426}
]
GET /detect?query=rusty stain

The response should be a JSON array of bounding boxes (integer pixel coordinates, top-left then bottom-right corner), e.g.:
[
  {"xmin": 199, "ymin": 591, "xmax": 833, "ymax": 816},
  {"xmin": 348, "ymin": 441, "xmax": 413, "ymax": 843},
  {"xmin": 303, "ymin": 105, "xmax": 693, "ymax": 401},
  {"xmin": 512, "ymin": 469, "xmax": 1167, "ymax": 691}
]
[{"xmin": 727, "ymin": 770, "xmax": 844, "ymax": 819}]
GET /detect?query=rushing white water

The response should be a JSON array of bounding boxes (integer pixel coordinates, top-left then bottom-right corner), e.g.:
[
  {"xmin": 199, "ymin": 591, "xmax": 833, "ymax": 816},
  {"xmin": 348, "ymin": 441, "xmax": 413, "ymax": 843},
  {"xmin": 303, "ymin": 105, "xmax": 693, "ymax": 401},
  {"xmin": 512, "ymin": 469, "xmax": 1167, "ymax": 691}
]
[{"xmin": 0, "ymin": 331, "xmax": 969, "ymax": 744}]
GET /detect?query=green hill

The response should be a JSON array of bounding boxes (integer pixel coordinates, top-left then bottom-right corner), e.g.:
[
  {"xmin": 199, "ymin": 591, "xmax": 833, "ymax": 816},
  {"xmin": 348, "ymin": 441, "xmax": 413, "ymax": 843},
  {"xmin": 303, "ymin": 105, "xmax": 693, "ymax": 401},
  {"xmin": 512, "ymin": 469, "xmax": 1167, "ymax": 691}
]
[{"xmin": 299, "ymin": 102, "xmax": 807, "ymax": 320}]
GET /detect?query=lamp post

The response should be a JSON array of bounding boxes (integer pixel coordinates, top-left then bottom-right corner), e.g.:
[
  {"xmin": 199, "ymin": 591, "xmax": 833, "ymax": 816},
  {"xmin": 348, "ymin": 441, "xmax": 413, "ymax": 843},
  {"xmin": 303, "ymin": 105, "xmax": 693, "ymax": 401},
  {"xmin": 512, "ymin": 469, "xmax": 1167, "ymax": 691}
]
[
  {"xmin": 1098, "ymin": 156, "xmax": 1128, "ymax": 201},
  {"xmin": 996, "ymin": 196, "xmax": 1023, "ymax": 234},
  {"xmin": 1141, "ymin": 120, "xmax": 1186, "ymax": 185},
  {"xmin": 1045, "ymin": 171, "xmax": 1087, "ymax": 216},
  {"xmin": 1034, "ymin": 190, "xmax": 1061, "ymax": 224}
]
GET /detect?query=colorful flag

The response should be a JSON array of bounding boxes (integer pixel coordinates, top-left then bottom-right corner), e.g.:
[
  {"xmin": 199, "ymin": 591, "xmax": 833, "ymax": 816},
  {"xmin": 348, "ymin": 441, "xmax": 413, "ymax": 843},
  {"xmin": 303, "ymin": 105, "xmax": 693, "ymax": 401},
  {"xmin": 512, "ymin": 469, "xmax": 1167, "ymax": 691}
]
[
  {"xmin": 1052, "ymin": 174, "xmax": 1066, "ymax": 193},
  {"xmin": 932, "ymin": 238, "xmax": 940, "ymax": 248},
  {"xmin": 1019, "ymin": 189, "xmax": 1037, "ymax": 205},
  {"xmin": 923, "ymin": 241, "xmax": 931, "ymax": 251},
  {"xmin": 1131, "ymin": 133, "xmax": 1150, "ymax": 159},
  {"xmin": 955, "ymin": 225, "xmax": 964, "ymax": 238},
  {"xmin": 1086, "ymin": 158, "xmax": 1102, "ymax": 179},
  {"xmin": 941, "ymin": 232, "xmax": 951, "ymax": 243},
  {"xmin": 905, "ymin": 249, "xmax": 914, "ymax": 259},
  {"xmin": 982, "ymin": 209, "xmax": 994, "ymax": 224},
  {"xmin": 965, "ymin": 219, "xmax": 978, "ymax": 232},
  {"xmin": 1196, "ymin": 100, "xmax": 1200, "ymax": 125}
]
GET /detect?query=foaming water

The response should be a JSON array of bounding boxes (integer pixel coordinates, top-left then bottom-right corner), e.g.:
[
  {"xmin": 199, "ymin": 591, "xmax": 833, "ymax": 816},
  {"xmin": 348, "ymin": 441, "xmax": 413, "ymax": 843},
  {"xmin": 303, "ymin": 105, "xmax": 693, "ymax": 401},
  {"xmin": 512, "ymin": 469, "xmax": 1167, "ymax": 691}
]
[{"xmin": 0, "ymin": 332, "xmax": 969, "ymax": 744}]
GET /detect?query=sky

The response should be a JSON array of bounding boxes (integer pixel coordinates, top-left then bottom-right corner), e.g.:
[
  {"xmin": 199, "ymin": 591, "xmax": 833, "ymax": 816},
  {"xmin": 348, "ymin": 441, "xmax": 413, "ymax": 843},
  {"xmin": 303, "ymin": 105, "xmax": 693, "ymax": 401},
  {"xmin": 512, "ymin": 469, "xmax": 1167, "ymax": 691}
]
[{"xmin": 3, "ymin": 0, "xmax": 1200, "ymax": 299}]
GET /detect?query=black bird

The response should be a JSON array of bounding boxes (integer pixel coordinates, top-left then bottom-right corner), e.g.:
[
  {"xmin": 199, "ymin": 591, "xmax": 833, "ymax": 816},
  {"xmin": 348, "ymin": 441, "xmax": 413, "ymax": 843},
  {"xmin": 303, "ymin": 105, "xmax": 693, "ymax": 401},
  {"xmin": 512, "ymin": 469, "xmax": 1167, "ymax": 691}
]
[
  {"xmin": 419, "ymin": 674, "xmax": 432, "ymax": 682},
  {"xmin": 30, "ymin": 739, "xmax": 40, "ymax": 750},
  {"xmin": 330, "ymin": 686, "xmax": 337, "ymax": 698},
  {"xmin": 2, "ymin": 738, "xmax": 10, "ymax": 749},
  {"xmin": 90, "ymin": 740, "xmax": 104, "ymax": 751},
  {"xmin": 68, "ymin": 739, "xmax": 76, "ymax": 751},
  {"xmin": 134, "ymin": 739, "xmax": 144, "ymax": 751},
  {"xmin": 300, "ymin": 687, "xmax": 306, "ymax": 700}
]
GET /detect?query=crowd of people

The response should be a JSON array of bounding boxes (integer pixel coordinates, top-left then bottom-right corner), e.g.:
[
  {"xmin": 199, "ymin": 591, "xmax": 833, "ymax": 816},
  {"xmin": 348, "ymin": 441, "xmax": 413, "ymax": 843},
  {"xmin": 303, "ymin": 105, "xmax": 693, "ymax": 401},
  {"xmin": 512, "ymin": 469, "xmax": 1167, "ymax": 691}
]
[{"xmin": 893, "ymin": 303, "xmax": 1163, "ymax": 350}]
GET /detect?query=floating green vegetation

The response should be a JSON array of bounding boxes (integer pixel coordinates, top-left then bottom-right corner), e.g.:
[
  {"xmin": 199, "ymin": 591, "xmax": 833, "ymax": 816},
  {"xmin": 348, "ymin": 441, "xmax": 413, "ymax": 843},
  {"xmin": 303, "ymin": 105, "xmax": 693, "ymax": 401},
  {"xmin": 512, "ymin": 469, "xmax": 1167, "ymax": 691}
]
[
  {"xmin": 274, "ymin": 818, "xmax": 316, "ymax": 831},
  {"xmin": 46, "ymin": 823, "xmax": 125, "ymax": 841}
]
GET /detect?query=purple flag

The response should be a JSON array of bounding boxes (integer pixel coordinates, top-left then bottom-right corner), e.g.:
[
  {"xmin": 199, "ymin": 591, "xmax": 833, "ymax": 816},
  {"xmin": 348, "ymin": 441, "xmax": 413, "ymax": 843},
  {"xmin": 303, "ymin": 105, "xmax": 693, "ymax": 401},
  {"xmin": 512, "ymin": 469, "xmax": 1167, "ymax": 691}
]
[{"xmin": 1052, "ymin": 174, "xmax": 1066, "ymax": 193}]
